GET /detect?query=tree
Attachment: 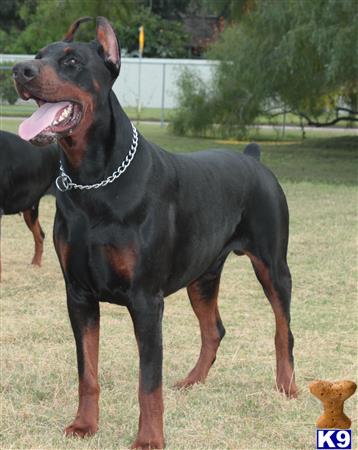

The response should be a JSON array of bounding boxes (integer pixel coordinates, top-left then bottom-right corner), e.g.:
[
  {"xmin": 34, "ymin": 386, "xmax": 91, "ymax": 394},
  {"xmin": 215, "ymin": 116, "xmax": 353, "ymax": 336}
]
[
  {"xmin": 6, "ymin": 0, "xmax": 135, "ymax": 53},
  {"xmin": 116, "ymin": 7, "xmax": 189, "ymax": 58},
  {"xmin": 172, "ymin": 0, "xmax": 358, "ymax": 136},
  {"xmin": 199, "ymin": 0, "xmax": 253, "ymax": 21},
  {"xmin": 4, "ymin": 0, "xmax": 189, "ymax": 58},
  {"xmin": 145, "ymin": 0, "xmax": 191, "ymax": 18},
  {"xmin": 0, "ymin": 65, "xmax": 18, "ymax": 105},
  {"xmin": 0, "ymin": 0, "xmax": 38, "ymax": 33}
]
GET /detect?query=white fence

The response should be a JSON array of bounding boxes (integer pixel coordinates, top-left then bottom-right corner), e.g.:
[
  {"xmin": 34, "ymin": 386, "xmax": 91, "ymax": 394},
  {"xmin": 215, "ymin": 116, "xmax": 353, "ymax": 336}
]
[{"xmin": 1, "ymin": 54, "xmax": 217, "ymax": 110}]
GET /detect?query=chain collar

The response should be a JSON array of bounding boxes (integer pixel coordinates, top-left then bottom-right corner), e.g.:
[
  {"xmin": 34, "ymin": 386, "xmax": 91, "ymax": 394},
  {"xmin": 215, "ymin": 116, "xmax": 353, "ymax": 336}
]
[{"xmin": 55, "ymin": 123, "xmax": 139, "ymax": 192}]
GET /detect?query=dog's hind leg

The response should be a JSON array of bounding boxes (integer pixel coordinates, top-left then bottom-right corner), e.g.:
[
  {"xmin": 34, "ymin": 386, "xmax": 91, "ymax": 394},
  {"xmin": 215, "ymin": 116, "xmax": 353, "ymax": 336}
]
[
  {"xmin": 23, "ymin": 203, "xmax": 45, "ymax": 266},
  {"xmin": 235, "ymin": 177, "xmax": 297, "ymax": 398},
  {"xmin": 175, "ymin": 263, "xmax": 226, "ymax": 388},
  {"xmin": 245, "ymin": 249, "xmax": 297, "ymax": 398}
]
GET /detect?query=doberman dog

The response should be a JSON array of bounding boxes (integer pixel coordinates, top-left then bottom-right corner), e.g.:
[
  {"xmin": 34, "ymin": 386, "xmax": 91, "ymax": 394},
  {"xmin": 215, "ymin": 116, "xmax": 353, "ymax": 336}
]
[
  {"xmin": 13, "ymin": 17, "xmax": 297, "ymax": 449},
  {"xmin": 0, "ymin": 131, "xmax": 59, "ymax": 281}
]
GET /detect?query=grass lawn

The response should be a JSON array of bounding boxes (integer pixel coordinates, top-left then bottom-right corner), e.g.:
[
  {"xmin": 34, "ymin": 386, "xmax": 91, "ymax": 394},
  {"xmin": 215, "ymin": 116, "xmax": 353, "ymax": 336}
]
[
  {"xmin": 0, "ymin": 120, "xmax": 357, "ymax": 449},
  {"xmin": 0, "ymin": 103, "xmax": 173, "ymax": 121},
  {"xmin": 1, "ymin": 103, "xmax": 357, "ymax": 130}
]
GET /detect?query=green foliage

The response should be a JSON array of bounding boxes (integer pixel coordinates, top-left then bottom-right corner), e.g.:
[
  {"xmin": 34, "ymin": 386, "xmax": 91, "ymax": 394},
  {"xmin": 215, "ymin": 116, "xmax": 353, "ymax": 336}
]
[
  {"xmin": 3, "ymin": 1, "xmax": 188, "ymax": 58},
  {"xmin": 0, "ymin": 0, "xmax": 26, "ymax": 33},
  {"xmin": 0, "ymin": 29, "xmax": 11, "ymax": 53},
  {"xmin": 172, "ymin": 0, "xmax": 358, "ymax": 136},
  {"xmin": 0, "ymin": 64, "xmax": 18, "ymax": 105},
  {"xmin": 115, "ymin": 7, "xmax": 189, "ymax": 58},
  {"xmin": 170, "ymin": 70, "xmax": 214, "ymax": 135},
  {"xmin": 200, "ymin": 0, "xmax": 253, "ymax": 21},
  {"xmin": 6, "ymin": 0, "xmax": 133, "ymax": 53},
  {"xmin": 150, "ymin": 0, "xmax": 191, "ymax": 18}
]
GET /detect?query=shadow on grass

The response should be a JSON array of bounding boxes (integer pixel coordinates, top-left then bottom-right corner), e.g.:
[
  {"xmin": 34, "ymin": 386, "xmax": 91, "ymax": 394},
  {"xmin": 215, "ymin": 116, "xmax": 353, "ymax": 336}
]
[
  {"xmin": 263, "ymin": 136, "xmax": 357, "ymax": 186},
  {"xmin": 153, "ymin": 128, "xmax": 357, "ymax": 186}
]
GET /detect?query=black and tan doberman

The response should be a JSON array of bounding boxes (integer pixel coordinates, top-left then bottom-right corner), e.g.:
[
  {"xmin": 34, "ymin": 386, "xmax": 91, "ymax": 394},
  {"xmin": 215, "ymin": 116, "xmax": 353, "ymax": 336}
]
[
  {"xmin": 0, "ymin": 131, "xmax": 59, "ymax": 280},
  {"xmin": 13, "ymin": 17, "xmax": 297, "ymax": 449}
]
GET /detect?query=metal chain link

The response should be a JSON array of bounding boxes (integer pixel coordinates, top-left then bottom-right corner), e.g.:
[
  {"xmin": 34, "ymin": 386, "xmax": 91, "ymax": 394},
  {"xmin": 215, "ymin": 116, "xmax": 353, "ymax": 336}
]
[{"xmin": 55, "ymin": 123, "xmax": 139, "ymax": 192}]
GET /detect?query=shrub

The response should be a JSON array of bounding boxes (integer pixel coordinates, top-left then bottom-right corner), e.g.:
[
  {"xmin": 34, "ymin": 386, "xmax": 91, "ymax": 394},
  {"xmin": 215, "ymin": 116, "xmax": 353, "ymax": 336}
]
[
  {"xmin": 0, "ymin": 65, "xmax": 18, "ymax": 105},
  {"xmin": 170, "ymin": 70, "xmax": 214, "ymax": 136}
]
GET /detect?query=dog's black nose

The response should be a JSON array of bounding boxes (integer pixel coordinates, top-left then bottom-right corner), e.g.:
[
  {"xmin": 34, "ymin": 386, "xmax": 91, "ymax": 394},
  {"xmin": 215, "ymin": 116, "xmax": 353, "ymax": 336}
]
[{"xmin": 13, "ymin": 62, "xmax": 39, "ymax": 83}]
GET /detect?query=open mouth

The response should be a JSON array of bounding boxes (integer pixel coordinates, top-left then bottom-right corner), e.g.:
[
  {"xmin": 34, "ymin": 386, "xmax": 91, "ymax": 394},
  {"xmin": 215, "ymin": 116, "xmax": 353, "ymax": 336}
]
[{"xmin": 18, "ymin": 96, "xmax": 82, "ymax": 145}]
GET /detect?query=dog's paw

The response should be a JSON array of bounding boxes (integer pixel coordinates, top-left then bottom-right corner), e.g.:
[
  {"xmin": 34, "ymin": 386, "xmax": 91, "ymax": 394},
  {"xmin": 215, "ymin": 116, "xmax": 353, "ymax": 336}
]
[
  {"xmin": 173, "ymin": 379, "xmax": 194, "ymax": 389},
  {"xmin": 30, "ymin": 257, "xmax": 42, "ymax": 266},
  {"xmin": 276, "ymin": 380, "xmax": 298, "ymax": 399},
  {"xmin": 64, "ymin": 420, "xmax": 98, "ymax": 438},
  {"xmin": 173, "ymin": 376, "xmax": 204, "ymax": 389},
  {"xmin": 131, "ymin": 435, "xmax": 164, "ymax": 449}
]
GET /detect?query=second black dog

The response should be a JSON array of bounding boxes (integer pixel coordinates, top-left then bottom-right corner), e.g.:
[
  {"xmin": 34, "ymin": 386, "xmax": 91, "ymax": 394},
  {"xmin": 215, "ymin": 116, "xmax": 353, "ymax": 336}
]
[{"xmin": 0, "ymin": 130, "xmax": 59, "ymax": 280}]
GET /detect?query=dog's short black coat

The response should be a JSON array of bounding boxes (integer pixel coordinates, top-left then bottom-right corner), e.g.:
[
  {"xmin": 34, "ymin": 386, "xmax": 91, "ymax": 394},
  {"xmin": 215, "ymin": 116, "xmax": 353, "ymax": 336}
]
[
  {"xmin": 0, "ymin": 131, "xmax": 59, "ymax": 278},
  {"xmin": 13, "ymin": 17, "xmax": 297, "ymax": 449}
]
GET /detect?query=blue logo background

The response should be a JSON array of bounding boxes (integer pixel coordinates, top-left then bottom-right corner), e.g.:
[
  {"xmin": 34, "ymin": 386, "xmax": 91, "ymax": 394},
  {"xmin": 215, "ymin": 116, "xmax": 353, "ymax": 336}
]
[{"xmin": 316, "ymin": 429, "xmax": 352, "ymax": 449}]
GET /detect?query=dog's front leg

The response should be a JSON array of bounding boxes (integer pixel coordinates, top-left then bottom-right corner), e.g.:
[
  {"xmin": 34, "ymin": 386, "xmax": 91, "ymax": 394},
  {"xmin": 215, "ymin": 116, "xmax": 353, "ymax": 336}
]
[
  {"xmin": 129, "ymin": 292, "xmax": 164, "ymax": 450},
  {"xmin": 65, "ymin": 285, "xmax": 100, "ymax": 438}
]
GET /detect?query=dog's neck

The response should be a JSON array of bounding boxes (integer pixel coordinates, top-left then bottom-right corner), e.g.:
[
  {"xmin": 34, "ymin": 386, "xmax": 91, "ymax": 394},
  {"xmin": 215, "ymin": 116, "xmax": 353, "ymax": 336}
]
[{"xmin": 58, "ymin": 91, "xmax": 133, "ymax": 186}]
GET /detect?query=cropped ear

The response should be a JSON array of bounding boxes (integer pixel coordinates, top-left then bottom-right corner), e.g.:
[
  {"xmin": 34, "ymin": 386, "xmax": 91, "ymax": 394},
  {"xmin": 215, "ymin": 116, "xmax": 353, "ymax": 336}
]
[
  {"xmin": 63, "ymin": 16, "xmax": 93, "ymax": 42},
  {"xmin": 96, "ymin": 16, "xmax": 121, "ymax": 78}
]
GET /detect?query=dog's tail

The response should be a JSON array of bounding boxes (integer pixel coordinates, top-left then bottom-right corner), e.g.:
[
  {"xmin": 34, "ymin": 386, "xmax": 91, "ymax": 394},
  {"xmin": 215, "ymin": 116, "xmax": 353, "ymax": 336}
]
[{"xmin": 243, "ymin": 142, "xmax": 261, "ymax": 161}]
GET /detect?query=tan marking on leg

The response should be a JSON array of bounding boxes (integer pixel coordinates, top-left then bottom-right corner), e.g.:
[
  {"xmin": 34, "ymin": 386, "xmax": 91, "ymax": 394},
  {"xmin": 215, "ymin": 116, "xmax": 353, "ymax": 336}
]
[
  {"xmin": 65, "ymin": 324, "xmax": 100, "ymax": 438},
  {"xmin": 175, "ymin": 276, "xmax": 224, "ymax": 388},
  {"xmin": 23, "ymin": 209, "xmax": 44, "ymax": 266},
  {"xmin": 246, "ymin": 252, "xmax": 297, "ymax": 398},
  {"xmin": 0, "ymin": 215, "xmax": 2, "ymax": 281},
  {"xmin": 131, "ymin": 385, "xmax": 164, "ymax": 450}
]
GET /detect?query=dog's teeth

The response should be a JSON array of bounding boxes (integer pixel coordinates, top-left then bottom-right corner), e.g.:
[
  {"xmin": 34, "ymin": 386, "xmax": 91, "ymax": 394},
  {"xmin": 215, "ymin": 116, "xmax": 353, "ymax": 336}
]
[{"xmin": 57, "ymin": 106, "xmax": 72, "ymax": 122}]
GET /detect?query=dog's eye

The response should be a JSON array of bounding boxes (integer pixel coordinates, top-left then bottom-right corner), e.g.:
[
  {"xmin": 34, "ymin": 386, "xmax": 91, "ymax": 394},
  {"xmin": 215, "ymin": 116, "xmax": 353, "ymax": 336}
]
[{"xmin": 65, "ymin": 57, "xmax": 77, "ymax": 66}]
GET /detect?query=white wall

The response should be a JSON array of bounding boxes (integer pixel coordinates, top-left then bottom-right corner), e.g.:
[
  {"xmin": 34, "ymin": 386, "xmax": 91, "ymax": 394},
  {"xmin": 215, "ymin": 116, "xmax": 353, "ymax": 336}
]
[
  {"xmin": 1, "ymin": 55, "xmax": 217, "ymax": 109},
  {"xmin": 113, "ymin": 58, "xmax": 217, "ymax": 109}
]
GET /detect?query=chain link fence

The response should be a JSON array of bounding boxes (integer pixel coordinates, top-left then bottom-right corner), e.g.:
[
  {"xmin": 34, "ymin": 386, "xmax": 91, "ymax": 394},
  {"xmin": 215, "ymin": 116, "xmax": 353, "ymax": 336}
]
[{"xmin": 1, "ymin": 54, "xmax": 216, "ymax": 124}]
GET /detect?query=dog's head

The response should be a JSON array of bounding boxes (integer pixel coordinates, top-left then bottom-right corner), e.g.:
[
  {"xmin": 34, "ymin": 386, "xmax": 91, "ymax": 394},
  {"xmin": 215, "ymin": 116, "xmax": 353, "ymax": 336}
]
[{"xmin": 13, "ymin": 17, "xmax": 120, "ymax": 146}]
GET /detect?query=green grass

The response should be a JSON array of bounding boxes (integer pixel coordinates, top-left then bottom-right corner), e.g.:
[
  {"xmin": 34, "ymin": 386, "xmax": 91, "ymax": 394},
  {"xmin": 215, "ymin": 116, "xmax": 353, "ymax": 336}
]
[
  {"xmin": 0, "ymin": 120, "xmax": 357, "ymax": 449},
  {"xmin": 0, "ymin": 103, "xmax": 38, "ymax": 117},
  {"xmin": 0, "ymin": 103, "xmax": 173, "ymax": 121},
  {"xmin": 2, "ymin": 103, "xmax": 357, "ymax": 129}
]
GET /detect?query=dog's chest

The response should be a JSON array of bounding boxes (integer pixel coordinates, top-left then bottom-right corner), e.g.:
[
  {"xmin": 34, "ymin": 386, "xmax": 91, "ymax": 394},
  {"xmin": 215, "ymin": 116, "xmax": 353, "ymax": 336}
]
[{"xmin": 56, "ymin": 213, "xmax": 139, "ymax": 302}]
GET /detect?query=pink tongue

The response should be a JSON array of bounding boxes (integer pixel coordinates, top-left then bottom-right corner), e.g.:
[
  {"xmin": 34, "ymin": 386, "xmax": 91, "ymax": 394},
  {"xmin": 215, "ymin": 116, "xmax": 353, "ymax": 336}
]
[{"xmin": 19, "ymin": 101, "xmax": 71, "ymax": 141}]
